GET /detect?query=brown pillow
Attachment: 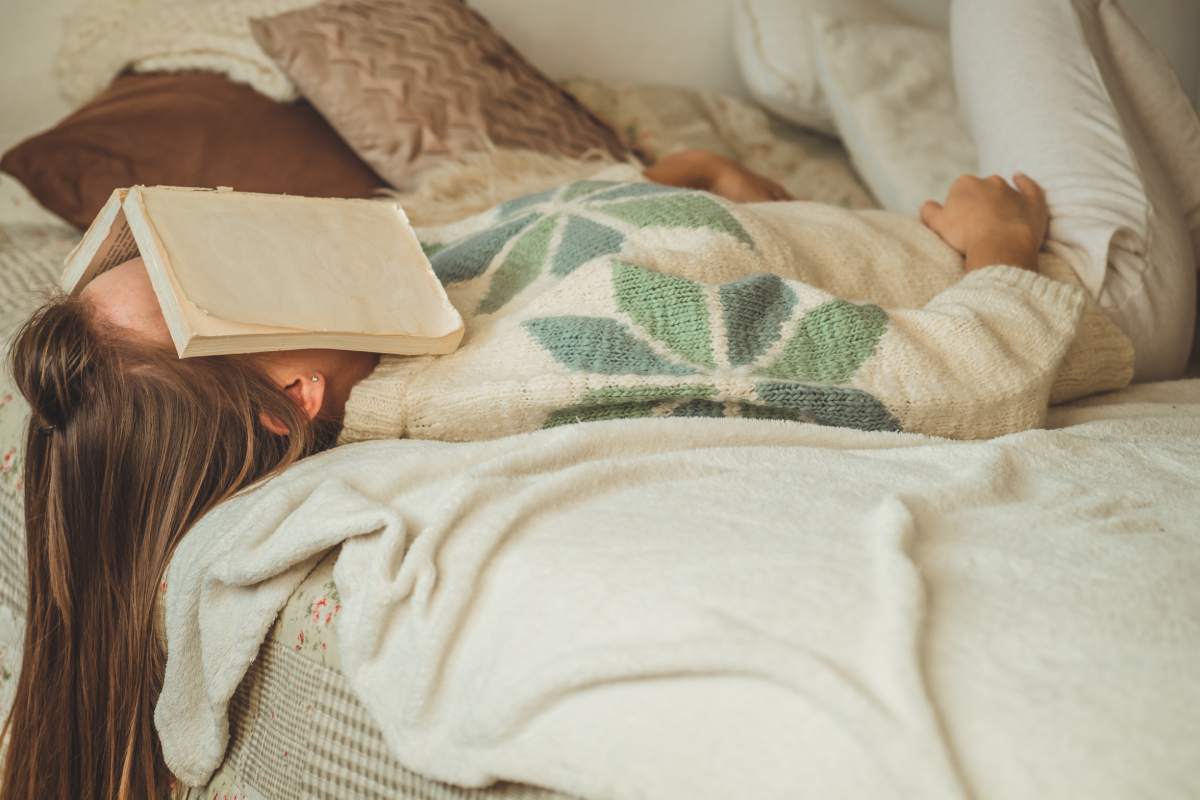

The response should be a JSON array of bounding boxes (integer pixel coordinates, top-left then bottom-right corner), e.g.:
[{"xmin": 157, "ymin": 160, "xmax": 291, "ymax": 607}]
[
  {"xmin": 0, "ymin": 71, "xmax": 386, "ymax": 229},
  {"xmin": 249, "ymin": 0, "xmax": 631, "ymax": 188}
]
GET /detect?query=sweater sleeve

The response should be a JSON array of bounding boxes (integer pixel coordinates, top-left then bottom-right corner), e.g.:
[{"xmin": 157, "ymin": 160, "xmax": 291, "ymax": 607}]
[
  {"xmin": 854, "ymin": 265, "xmax": 1090, "ymax": 439},
  {"xmin": 337, "ymin": 355, "xmax": 425, "ymax": 444}
]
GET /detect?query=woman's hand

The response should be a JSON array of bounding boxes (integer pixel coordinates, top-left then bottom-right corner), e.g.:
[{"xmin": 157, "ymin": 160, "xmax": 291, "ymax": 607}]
[
  {"xmin": 920, "ymin": 173, "xmax": 1048, "ymax": 272},
  {"xmin": 710, "ymin": 158, "xmax": 793, "ymax": 203},
  {"xmin": 644, "ymin": 149, "xmax": 792, "ymax": 203}
]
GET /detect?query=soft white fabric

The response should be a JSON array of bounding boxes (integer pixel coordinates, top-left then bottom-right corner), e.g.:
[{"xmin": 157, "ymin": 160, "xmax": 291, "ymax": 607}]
[
  {"xmin": 157, "ymin": 380, "xmax": 1200, "ymax": 797},
  {"xmin": 54, "ymin": 0, "xmax": 316, "ymax": 104},
  {"xmin": 810, "ymin": 13, "xmax": 977, "ymax": 216},
  {"xmin": 731, "ymin": 0, "xmax": 901, "ymax": 137},
  {"xmin": 952, "ymin": 0, "xmax": 1196, "ymax": 382}
]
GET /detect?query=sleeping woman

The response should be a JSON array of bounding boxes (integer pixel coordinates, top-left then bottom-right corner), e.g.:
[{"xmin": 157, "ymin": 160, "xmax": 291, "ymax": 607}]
[
  {"xmin": 1, "ymin": 151, "xmax": 1143, "ymax": 797},
  {"xmin": 7, "ymin": 0, "xmax": 1197, "ymax": 794}
]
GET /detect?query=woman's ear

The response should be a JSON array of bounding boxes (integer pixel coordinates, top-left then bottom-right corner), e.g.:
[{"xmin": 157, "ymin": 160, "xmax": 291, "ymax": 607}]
[{"xmin": 259, "ymin": 371, "xmax": 326, "ymax": 436}]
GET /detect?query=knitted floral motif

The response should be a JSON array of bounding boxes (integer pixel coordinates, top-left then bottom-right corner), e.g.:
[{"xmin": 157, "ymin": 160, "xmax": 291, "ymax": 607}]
[
  {"xmin": 526, "ymin": 263, "xmax": 901, "ymax": 432},
  {"xmin": 426, "ymin": 181, "xmax": 754, "ymax": 315}
]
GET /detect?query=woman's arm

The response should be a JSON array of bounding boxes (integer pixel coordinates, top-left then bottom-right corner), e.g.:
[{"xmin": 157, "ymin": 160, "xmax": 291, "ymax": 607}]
[{"xmin": 644, "ymin": 148, "xmax": 793, "ymax": 203}]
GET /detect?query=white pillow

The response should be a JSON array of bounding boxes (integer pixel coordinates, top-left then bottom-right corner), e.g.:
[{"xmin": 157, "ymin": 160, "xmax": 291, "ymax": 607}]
[
  {"xmin": 809, "ymin": 14, "xmax": 976, "ymax": 217},
  {"xmin": 952, "ymin": 0, "xmax": 1195, "ymax": 381},
  {"xmin": 731, "ymin": 0, "xmax": 901, "ymax": 137}
]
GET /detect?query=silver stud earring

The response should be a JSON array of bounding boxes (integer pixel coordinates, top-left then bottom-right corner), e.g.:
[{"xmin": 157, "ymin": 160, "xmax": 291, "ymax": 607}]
[{"xmin": 311, "ymin": 374, "xmax": 320, "ymax": 382}]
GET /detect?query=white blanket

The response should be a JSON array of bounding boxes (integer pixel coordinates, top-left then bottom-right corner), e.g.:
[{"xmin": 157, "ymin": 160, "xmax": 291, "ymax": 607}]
[{"xmin": 157, "ymin": 379, "xmax": 1200, "ymax": 799}]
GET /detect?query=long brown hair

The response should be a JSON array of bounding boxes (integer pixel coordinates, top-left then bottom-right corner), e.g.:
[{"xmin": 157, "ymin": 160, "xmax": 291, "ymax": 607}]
[{"xmin": 2, "ymin": 294, "xmax": 339, "ymax": 799}]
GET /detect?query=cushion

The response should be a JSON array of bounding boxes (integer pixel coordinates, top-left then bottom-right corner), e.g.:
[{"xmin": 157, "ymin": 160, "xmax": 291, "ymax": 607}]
[
  {"xmin": 952, "ymin": 0, "xmax": 1196, "ymax": 381},
  {"xmin": 731, "ymin": 0, "xmax": 902, "ymax": 137},
  {"xmin": 0, "ymin": 71, "xmax": 386, "ymax": 230},
  {"xmin": 249, "ymin": 0, "xmax": 632, "ymax": 189},
  {"xmin": 810, "ymin": 14, "xmax": 976, "ymax": 216}
]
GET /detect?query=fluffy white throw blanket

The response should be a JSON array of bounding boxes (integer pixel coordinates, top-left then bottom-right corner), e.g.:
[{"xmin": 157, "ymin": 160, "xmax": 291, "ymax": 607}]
[
  {"xmin": 156, "ymin": 380, "xmax": 1200, "ymax": 798},
  {"xmin": 55, "ymin": 0, "xmax": 314, "ymax": 104}
]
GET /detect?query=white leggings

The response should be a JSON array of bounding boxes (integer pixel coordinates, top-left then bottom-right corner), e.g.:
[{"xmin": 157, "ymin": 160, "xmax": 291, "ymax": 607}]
[{"xmin": 952, "ymin": 0, "xmax": 1197, "ymax": 381}]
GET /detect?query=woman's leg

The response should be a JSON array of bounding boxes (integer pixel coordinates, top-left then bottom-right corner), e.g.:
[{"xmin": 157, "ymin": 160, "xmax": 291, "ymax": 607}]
[
  {"xmin": 952, "ymin": 0, "xmax": 1196, "ymax": 381},
  {"xmin": 1096, "ymin": 0, "xmax": 1200, "ymax": 269}
]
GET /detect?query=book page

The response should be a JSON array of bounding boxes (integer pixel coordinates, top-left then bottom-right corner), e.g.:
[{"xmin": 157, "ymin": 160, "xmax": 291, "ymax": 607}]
[
  {"xmin": 134, "ymin": 188, "xmax": 462, "ymax": 339},
  {"xmin": 60, "ymin": 189, "xmax": 137, "ymax": 293},
  {"xmin": 93, "ymin": 216, "xmax": 141, "ymax": 274}
]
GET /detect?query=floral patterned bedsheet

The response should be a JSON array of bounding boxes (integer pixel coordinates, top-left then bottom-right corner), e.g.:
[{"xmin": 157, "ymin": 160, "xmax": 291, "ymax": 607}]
[{"xmin": 0, "ymin": 221, "xmax": 80, "ymax": 716}]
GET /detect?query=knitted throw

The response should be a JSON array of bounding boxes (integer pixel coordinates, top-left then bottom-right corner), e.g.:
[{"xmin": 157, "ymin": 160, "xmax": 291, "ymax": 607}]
[
  {"xmin": 340, "ymin": 180, "xmax": 1134, "ymax": 443},
  {"xmin": 55, "ymin": 0, "xmax": 314, "ymax": 105}
]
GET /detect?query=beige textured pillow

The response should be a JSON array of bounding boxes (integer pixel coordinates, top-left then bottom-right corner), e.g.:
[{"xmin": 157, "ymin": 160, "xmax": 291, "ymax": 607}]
[{"xmin": 249, "ymin": 0, "xmax": 631, "ymax": 187}]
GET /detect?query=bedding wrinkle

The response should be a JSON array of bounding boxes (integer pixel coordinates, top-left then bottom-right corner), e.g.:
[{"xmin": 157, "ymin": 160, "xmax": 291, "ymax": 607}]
[
  {"xmin": 338, "ymin": 443, "xmax": 751, "ymax": 731},
  {"xmin": 156, "ymin": 475, "xmax": 412, "ymax": 786},
  {"xmin": 865, "ymin": 495, "xmax": 970, "ymax": 800}
]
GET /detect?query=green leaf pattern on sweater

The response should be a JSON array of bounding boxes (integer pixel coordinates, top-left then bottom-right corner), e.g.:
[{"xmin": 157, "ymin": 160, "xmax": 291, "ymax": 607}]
[
  {"xmin": 526, "ymin": 260, "xmax": 900, "ymax": 433},
  {"xmin": 760, "ymin": 300, "xmax": 889, "ymax": 383},
  {"xmin": 719, "ymin": 274, "xmax": 796, "ymax": 367},
  {"xmin": 427, "ymin": 180, "xmax": 753, "ymax": 314},
  {"xmin": 613, "ymin": 262, "xmax": 714, "ymax": 368},
  {"xmin": 477, "ymin": 215, "xmax": 558, "ymax": 314},
  {"xmin": 524, "ymin": 316, "xmax": 697, "ymax": 376},
  {"xmin": 422, "ymin": 181, "xmax": 900, "ymax": 434}
]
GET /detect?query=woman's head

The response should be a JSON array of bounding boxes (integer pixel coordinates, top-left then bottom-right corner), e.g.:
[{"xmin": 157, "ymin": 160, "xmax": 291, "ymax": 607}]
[
  {"xmin": 80, "ymin": 258, "xmax": 379, "ymax": 427},
  {"xmin": 1, "ymin": 283, "xmax": 340, "ymax": 798}
]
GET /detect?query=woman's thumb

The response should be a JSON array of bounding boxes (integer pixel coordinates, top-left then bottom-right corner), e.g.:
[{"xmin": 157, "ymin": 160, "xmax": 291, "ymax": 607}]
[{"xmin": 920, "ymin": 200, "xmax": 944, "ymax": 229}]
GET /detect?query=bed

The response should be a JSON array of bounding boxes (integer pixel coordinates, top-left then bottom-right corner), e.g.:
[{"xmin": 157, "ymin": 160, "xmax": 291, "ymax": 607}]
[{"xmin": 1, "ymin": 1, "xmax": 1199, "ymax": 798}]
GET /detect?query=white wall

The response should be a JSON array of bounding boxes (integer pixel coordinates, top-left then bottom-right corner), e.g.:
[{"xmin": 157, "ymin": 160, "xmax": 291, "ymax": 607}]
[
  {"xmin": 471, "ymin": 0, "xmax": 749, "ymax": 96},
  {"xmin": 0, "ymin": 0, "xmax": 80, "ymax": 152}
]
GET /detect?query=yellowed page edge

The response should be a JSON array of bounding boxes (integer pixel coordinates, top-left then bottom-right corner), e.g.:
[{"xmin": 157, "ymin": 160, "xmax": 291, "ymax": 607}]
[{"xmin": 60, "ymin": 188, "xmax": 129, "ymax": 293}]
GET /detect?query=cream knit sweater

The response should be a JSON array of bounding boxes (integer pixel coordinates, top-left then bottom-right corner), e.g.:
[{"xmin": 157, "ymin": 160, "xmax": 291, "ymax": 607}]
[{"xmin": 340, "ymin": 179, "xmax": 1133, "ymax": 443}]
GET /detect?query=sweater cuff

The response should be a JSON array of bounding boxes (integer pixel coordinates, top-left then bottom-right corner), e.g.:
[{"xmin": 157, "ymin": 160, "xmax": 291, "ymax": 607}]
[
  {"xmin": 337, "ymin": 356, "xmax": 424, "ymax": 444},
  {"xmin": 961, "ymin": 264, "xmax": 1088, "ymax": 312},
  {"xmin": 965, "ymin": 264, "xmax": 1134, "ymax": 403}
]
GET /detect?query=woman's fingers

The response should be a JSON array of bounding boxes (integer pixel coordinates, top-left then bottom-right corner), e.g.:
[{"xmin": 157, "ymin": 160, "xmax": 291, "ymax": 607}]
[
  {"xmin": 1012, "ymin": 172, "xmax": 1045, "ymax": 206},
  {"xmin": 920, "ymin": 200, "xmax": 944, "ymax": 228}
]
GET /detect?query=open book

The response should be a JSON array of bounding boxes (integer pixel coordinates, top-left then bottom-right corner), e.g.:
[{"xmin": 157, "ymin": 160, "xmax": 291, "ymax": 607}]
[{"xmin": 61, "ymin": 186, "xmax": 465, "ymax": 358}]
